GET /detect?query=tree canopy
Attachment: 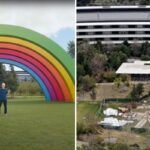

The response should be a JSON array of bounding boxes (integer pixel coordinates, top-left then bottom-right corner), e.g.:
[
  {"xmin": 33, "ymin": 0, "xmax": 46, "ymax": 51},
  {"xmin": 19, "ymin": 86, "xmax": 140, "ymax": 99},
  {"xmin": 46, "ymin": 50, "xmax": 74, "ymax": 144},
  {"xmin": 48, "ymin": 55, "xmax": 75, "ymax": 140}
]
[{"xmin": 77, "ymin": 40, "xmax": 150, "ymax": 91}]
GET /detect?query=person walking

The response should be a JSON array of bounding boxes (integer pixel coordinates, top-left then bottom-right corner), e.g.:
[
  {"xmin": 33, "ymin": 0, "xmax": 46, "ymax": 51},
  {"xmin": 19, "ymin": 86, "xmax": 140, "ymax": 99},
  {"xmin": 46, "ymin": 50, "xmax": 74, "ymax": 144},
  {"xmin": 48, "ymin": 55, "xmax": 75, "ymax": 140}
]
[{"xmin": 0, "ymin": 82, "xmax": 8, "ymax": 115}]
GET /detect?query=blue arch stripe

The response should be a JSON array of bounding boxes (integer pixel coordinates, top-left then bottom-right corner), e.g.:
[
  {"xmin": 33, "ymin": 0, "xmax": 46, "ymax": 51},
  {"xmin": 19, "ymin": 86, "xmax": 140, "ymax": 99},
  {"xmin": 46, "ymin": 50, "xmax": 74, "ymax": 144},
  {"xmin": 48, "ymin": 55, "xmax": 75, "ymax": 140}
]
[{"xmin": 0, "ymin": 59, "xmax": 51, "ymax": 101}]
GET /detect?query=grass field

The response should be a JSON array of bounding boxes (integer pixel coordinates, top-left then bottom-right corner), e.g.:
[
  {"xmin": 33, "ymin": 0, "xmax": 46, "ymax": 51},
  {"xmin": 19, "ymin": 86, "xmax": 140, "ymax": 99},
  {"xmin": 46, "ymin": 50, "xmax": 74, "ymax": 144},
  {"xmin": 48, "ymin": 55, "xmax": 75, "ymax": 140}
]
[
  {"xmin": 0, "ymin": 97, "xmax": 74, "ymax": 150},
  {"xmin": 77, "ymin": 102, "xmax": 100, "ymax": 122}
]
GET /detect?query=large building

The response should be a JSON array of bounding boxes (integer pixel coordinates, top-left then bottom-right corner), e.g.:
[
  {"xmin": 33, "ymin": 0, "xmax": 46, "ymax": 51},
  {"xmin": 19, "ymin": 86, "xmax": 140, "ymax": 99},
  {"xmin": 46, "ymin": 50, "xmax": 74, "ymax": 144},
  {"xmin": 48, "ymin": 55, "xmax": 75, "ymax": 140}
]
[
  {"xmin": 77, "ymin": 6, "xmax": 150, "ymax": 44},
  {"xmin": 15, "ymin": 71, "xmax": 33, "ymax": 82}
]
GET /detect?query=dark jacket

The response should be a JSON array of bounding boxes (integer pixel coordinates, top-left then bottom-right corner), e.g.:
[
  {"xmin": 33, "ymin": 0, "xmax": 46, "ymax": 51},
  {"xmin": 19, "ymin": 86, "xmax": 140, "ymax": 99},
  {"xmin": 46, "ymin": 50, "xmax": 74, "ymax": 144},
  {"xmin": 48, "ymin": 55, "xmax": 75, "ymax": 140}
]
[{"xmin": 0, "ymin": 88, "xmax": 8, "ymax": 101}]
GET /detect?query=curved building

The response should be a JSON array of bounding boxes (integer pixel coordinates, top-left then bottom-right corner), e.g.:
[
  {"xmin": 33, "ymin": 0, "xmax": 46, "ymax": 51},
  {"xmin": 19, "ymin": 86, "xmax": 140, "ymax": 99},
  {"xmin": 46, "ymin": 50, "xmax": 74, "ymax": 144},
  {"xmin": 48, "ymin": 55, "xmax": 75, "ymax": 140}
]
[{"xmin": 77, "ymin": 6, "xmax": 150, "ymax": 44}]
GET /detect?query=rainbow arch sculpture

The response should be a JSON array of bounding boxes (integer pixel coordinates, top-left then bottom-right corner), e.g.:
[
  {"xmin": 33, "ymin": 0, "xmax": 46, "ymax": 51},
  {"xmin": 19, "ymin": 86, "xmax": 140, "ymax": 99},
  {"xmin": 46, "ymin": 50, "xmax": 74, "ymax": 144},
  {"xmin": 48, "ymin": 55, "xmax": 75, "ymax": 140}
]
[{"xmin": 0, "ymin": 25, "xmax": 75, "ymax": 102}]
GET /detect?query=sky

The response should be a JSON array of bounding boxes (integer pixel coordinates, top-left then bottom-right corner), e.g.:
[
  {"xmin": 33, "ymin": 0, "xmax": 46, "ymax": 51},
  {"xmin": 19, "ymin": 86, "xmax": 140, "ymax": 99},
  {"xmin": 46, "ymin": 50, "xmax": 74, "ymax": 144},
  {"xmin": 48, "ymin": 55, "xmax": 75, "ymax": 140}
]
[{"xmin": 0, "ymin": 1, "xmax": 75, "ymax": 70}]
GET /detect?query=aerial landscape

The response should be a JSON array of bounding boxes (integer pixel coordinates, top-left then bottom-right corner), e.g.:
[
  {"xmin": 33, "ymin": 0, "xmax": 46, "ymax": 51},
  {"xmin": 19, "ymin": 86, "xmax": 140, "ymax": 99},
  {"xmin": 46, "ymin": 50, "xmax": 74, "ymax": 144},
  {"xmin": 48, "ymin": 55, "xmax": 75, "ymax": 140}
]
[{"xmin": 77, "ymin": 0, "xmax": 150, "ymax": 149}]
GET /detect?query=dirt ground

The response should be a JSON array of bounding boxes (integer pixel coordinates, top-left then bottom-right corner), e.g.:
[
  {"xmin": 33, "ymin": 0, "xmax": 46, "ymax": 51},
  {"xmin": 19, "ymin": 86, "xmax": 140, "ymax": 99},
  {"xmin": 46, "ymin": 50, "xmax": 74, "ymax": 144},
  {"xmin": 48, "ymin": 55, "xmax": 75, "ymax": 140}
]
[
  {"xmin": 78, "ymin": 82, "xmax": 150, "ymax": 101},
  {"xmin": 101, "ymin": 129, "xmax": 147, "ymax": 147},
  {"xmin": 78, "ymin": 129, "xmax": 149, "ymax": 149}
]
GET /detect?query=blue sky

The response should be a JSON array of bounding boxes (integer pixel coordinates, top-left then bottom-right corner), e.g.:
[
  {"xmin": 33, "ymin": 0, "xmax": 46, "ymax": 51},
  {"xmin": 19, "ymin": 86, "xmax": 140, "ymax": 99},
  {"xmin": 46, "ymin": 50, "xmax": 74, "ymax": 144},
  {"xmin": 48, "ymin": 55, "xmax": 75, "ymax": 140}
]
[{"xmin": 50, "ymin": 28, "xmax": 75, "ymax": 51}]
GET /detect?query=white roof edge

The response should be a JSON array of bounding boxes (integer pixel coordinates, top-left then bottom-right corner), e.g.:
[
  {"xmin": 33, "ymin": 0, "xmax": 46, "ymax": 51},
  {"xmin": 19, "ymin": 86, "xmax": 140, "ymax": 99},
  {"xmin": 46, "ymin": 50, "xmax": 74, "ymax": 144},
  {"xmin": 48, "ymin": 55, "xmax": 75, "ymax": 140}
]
[
  {"xmin": 116, "ymin": 61, "xmax": 150, "ymax": 74},
  {"xmin": 77, "ymin": 22, "xmax": 150, "ymax": 26},
  {"xmin": 77, "ymin": 6, "xmax": 150, "ymax": 9}
]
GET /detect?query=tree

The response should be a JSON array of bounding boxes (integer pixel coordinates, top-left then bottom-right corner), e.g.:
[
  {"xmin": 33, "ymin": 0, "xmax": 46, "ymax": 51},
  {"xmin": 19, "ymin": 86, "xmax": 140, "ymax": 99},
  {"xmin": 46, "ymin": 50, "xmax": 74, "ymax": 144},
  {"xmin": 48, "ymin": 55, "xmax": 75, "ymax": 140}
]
[
  {"xmin": 6, "ymin": 65, "xmax": 18, "ymax": 97},
  {"xmin": 77, "ymin": 64, "xmax": 86, "ymax": 89},
  {"xmin": 136, "ymin": 83, "xmax": 144, "ymax": 96},
  {"xmin": 93, "ymin": 40, "xmax": 103, "ymax": 54},
  {"xmin": 68, "ymin": 41, "xmax": 75, "ymax": 58},
  {"xmin": 77, "ymin": 40, "xmax": 95, "ymax": 76},
  {"xmin": 90, "ymin": 54, "xmax": 107, "ymax": 82},
  {"xmin": 130, "ymin": 83, "xmax": 144, "ymax": 101},
  {"xmin": 77, "ymin": 64, "xmax": 85, "ymax": 77},
  {"xmin": 0, "ymin": 64, "xmax": 18, "ymax": 97},
  {"xmin": 130, "ymin": 43, "xmax": 141, "ymax": 57},
  {"xmin": 141, "ymin": 41, "xmax": 148, "ymax": 55},
  {"xmin": 108, "ymin": 51, "xmax": 127, "ymax": 70},
  {"xmin": 81, "ymin": 75, "xmax": 96, "ymax": 91},
  {"xmin": 119, "ymin": 44, "xmax": 131, "ymax": 57},
  {"xmin": 0, "ymin": 64, "xmax": 6, "ymax": 83},
  {"xmin": 140, "ymin": 41, "xmax": 150, "ymax": 57},
  {"xmin": 140, "ymin": 0, "xmax": 150, "ymax": 5},
  {"xmin": 123, "ymin": 40, "xmax": 130, "ymax": 47}
]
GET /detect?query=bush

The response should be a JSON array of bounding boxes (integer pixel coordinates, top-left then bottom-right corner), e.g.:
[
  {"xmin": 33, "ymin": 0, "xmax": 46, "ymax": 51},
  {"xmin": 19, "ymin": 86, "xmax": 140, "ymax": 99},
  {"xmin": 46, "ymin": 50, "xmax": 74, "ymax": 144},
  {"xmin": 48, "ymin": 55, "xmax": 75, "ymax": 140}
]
[
  {"xmin": 114, "ymin": 77, "xmax": 122, "ymax": 88},
  {"xmin": 81, "ymin": 75, "xmax": 96, "ymax": 91},
  {"xmin": 129, "ymin": 143, "xmax": 140, "ymax": 150},
  {"xmin": 108, "ymin": 143, "xmax": 130, "ymax": 150},
  {"xmin": 120, "ymin": 74, "xmax": 129, "ymax": 82},
  {"xmin": 103, "ymin": 71, "xmax": 117, "ymax": 82},
  {"xmin": 120, "ymin": 74, "xmax": 131, "ymax": 87},
  {"xmin": 16, "ymin": 81, "xmax": 43, "ymax": 96},
  {"xmin": 77, "ymin": 122, "xmax": 98, "ymax": 138},
  {"xmin": 141, "ymin": 55, "xmax": 150, "ymax": 60},
  {"xmin": 130, "ymin": 83, "xmax": 144, "ymax": 101},
  {"xmin": 144, "ymin": 148, "xmax": 150, "ymax": 150},
  {"xmin": 77, "ymin": 122, "xmax": 87, "ymax": 136}
]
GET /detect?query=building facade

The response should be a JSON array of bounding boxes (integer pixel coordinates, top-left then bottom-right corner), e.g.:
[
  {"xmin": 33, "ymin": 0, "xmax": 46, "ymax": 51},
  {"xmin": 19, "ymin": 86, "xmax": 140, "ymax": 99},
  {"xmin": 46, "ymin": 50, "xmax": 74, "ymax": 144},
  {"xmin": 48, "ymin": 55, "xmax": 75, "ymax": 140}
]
[
  {"xmin": 77, "ymin": 6, "xmax": 150, "ymax": 44},
  {"xmin": 15, "ymin": 71, "xmax": 33, "ymax": 82}
]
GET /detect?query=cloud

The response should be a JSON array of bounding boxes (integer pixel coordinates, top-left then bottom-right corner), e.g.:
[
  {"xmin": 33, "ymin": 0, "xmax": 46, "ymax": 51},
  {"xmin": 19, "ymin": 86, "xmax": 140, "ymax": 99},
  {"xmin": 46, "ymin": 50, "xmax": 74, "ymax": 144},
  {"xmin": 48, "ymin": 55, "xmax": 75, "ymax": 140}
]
[
  {"xmin": 0, "ymin": 2, "xmax": 75, "ymax": 36},
  {"xmin": 0, "ymin": 2, "xmax": 75, "ymax": 71}
]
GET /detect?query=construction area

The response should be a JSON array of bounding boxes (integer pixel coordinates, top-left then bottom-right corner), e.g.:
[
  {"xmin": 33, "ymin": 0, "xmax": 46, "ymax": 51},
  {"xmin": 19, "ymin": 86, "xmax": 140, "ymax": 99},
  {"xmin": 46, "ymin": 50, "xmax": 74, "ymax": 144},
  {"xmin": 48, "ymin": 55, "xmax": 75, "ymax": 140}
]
[
  {"xmin": 77, "ymin": 99, "xmax": 150, "ymax": 148},
  {"xmin": 97, "ymin": 101, "xmax": 150, "ymax": 147},
  {"xmin": 99, "ymin": 105, "xmax": 150, "ymax": 129}
]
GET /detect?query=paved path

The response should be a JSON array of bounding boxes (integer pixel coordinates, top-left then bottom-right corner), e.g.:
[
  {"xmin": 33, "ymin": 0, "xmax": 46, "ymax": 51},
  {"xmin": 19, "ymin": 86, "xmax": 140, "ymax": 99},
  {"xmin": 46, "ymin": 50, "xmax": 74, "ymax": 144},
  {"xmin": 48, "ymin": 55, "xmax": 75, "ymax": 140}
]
[{"xmin": 134, "ymin": 111, "xmax": 150, "ymax": 128}]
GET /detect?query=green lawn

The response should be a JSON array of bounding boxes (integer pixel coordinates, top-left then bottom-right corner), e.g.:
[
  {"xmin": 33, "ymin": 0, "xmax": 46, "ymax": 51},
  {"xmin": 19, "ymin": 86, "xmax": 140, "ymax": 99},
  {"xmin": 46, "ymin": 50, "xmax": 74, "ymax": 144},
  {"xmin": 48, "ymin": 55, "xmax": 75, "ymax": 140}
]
[
  {"xmin": 77, "ymin": 102, "xmax": 100, "ymax": 122},
  {"xmin": 0, "ymin": 97, "xmax": 74, "ymax": 150}
]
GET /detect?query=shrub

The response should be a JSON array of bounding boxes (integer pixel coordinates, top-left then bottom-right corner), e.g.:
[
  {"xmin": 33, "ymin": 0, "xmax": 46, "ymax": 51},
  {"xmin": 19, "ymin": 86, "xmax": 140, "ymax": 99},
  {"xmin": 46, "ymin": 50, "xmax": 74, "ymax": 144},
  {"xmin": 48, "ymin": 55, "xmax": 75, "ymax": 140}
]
[
  {"xmin": 144, "ymin": 148, "xmax": 150, "ymax": 150},
  {"xmin": 114, "ymin": 77, "xmax": 122, "ymax": 88},
  {"xmin": 77, "ymin": 121, "xmax": 98, "ymax": 137},
  {"xmin": 120, "ymin": 74, "xmax": 129, "ymax": 82},
  {"xmin": 130, "ymin": 83, "xmax": 144, "ymax": 101},
  {"xmin": 141, "ymin": 55, "xmax": 150, "ymax": 60},
  {"xmin": 16, "ymin": 81, "xmax": 43, "ymax": 96},
  {"xmin": 81, "ymin": 75, "xmax": 96, "ymax": 91},
  {"xmin": 103, "ymin": 71, "xmax": 117, "ymax": 82},
  {"xmin": 77, "ymin": 122, "xmax": 87, "ymax": 136},
  {"xmin": 108, "ymin": 143, "xmax": 130, "ymax": 150}
]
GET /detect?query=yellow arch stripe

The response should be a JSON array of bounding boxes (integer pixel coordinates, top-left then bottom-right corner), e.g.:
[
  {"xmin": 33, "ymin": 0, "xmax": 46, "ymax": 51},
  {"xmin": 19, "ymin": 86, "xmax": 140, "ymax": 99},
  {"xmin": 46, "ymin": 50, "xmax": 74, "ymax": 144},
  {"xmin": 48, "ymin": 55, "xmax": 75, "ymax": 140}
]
[{"xmin": 0, "ymin": 36, "xmax": 74, "ymax": 101}]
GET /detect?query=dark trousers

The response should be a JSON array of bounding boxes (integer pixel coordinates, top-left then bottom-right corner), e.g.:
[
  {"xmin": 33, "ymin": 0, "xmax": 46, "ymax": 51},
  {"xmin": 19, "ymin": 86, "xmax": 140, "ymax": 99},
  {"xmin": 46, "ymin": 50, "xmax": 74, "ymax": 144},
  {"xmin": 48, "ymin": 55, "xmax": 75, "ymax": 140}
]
[{"xmin": 0, "ymin": 100, "xmax": 7, "ymax": 114}]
